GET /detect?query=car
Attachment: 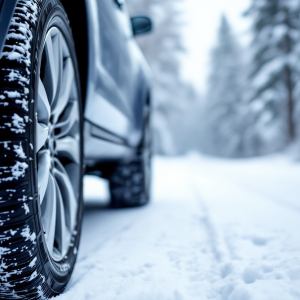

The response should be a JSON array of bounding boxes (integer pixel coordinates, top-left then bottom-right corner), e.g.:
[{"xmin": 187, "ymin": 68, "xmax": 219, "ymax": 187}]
[{"xmin": 0, "ymin": 0, "xmax": 152, "ymax": 298}]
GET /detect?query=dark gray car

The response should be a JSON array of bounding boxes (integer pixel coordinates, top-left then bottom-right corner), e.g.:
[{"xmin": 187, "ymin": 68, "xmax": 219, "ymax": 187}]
[{"xmin": 0, "ymin": 0, "xmax": 152, "ymax": 298}]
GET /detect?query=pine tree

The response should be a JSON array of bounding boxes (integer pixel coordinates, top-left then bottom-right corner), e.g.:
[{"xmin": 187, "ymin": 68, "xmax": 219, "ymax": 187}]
[
  {"xmin": 203, "ymin": 15, "xmax": 247, "ymax": 157},
  {"xmin": 245, "ymin": 0, "xmax": 300, "ymax": 152}
]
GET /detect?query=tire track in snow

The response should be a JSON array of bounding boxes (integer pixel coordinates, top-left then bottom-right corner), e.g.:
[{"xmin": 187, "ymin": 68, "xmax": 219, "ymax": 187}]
[{"xmin": 193, "ymin": 185, "xmax": 231, "ymax": 263}]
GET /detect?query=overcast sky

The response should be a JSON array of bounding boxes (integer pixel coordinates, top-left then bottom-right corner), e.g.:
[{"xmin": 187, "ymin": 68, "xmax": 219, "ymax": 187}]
[{"xmin": 183, "ymin": 0, "xmax": 251, "ymax": 92}]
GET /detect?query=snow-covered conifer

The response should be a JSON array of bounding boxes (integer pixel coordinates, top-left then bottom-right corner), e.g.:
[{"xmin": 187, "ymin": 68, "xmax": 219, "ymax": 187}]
[
  {"xmin": 203, "ymin": 15, "xmax": 247, "ymax": 157},
  {"xmin": 246, "ymin": 0, "xmax": 300, "ymax": 152}
]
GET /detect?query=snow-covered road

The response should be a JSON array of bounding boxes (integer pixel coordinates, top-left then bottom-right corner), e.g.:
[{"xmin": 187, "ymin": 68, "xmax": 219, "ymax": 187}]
[{"xmin": 55, "ymin": 154, "xmax": 300, "ymax": 300}]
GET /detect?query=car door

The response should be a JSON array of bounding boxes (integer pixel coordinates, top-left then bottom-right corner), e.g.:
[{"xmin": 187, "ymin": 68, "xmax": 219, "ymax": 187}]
[
  {"xmin": 84, "ymin": 0, "xmax": 134, "ymax": 140},
  {"xmin": 114, "ymin": 2, "xmax": 151, "ymax": 142}
]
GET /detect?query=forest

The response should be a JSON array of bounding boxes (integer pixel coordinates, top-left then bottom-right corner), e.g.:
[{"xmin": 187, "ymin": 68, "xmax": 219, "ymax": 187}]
[{"xmin": 127, "ymin": 0, "xmax": 300, "ymax": 158}]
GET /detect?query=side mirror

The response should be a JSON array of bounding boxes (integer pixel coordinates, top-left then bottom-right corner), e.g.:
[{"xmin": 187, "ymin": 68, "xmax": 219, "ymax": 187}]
[
  {"xmin": 114, "ymin": 0, "xmax": 124, "ymax": 10},
  {"xmin": 131, "ymin": 16, "xmax": 152, "ymax": 36}
]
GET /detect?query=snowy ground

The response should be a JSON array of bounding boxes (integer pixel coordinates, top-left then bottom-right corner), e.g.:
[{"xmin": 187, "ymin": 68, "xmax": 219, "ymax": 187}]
[{"xmin": 54, "ymin": 154, "xmax": 300, "ymax": 300}]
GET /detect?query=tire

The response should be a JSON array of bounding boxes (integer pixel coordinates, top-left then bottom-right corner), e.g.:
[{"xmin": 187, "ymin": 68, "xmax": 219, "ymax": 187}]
[
  {"xmin": 109, "ymin": 104, "xmax": 152, "ymax": 208},
  {"xmin": 0, "ymin": 1, "xmax": 84, "ymax": 299}
]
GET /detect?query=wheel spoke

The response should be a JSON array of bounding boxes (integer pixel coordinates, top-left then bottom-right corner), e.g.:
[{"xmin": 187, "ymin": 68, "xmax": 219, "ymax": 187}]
[
  {"xmin": 53, "ymin": 159, "xmax": 78, "ymax": 236},
  {"xmin": 54, "ymin": 178, "xmax": 70, "ymax": 258},
  {"xmin": 38, "ymin": 150, "xmax": 51, "ymax": 205},
  {"xmin": 41, "ymin": 173, "xmax": 57, "ymax": 256},
  {"xmin": 54, "ymin": 101, "xmax": 79, "ymax": 139},
  {"xmin": 36, "ymin": 121, "xmax": 49, "ymax": 153},
  {"xmin": 52, "ymin": 58, "xmax": 74, "ymax": 123},
  {"xmin": 43, "ymin": 32, "xmax": 59, "ymax": 104},
  {"xmin": 51, "ymin": 31, "xmax": 64, "ymax": 115},
  {"xmin": 37, "ymin": 78, "xmax": 51, "ymax": 124},
  {"xmin": 56, "ymin": 136, "xmax": 80, "ymax": 164}
]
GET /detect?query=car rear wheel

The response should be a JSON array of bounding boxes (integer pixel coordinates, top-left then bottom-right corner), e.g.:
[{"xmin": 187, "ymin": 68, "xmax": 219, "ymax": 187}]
[
  {"xmin": 109, "ymin": 104, "xmax": 152, "ymax": 208},
  {"xmin": 0, "ymin": 1, "xmax": 83, "ymax": 298}
]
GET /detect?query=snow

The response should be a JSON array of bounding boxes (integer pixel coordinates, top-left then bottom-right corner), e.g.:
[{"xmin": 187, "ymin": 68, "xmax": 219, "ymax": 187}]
[
  {"xmin": 0, "ymin": 161, "xmax": 28, "ymax": 183},
  {"xmin": 0, "ymin": 247, "xmax": 11, "ymax": 259},
  {"xmin": 20, "ymin": 225, "xmax": 36, "ymax": 244},
  {"xmin": 28, "ymin": 271, "xmax": 38, "ymax": 281},
  {"xmin": 11, "ymin": 113, "xmax": 26, "ymax": 134},
  {"xmin": 13, "ymin": 143, "xmax": 26, "ymax": 159},
  {"xmin": 10, "ymin": 161, "xmax": 28, "ymax": 179},
  {"xmin": 4, "ymin": 91, "xmax": 21, "ymax": 98},
  {"xmin": 22, "ymin": 203, "xmax": 30, "ymax": 215},
  {"xmin": 55, "ymin": 154, "xmax": 300, "ymax": 300}
]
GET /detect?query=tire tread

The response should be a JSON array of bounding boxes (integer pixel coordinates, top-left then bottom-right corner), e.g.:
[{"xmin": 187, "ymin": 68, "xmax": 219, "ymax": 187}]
[{"xmin": 0, "ymin": 1, "xmax": 50, "ymax": 299}]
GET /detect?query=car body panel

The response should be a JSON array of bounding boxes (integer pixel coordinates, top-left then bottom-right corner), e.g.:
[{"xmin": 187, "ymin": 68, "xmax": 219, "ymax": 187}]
[
  {"xmin": 84, "ymin": 0, "xmax": 151, "ymax": 159},
  {"xmin": 84, "ymin": 122, "xmax": 133, "ymax": 165}
]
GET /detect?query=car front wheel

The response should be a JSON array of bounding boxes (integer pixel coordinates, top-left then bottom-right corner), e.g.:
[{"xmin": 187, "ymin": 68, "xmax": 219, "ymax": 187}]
[{"xmin": 0, "ymin": 1, "xmax": 83, "ymax": 298}]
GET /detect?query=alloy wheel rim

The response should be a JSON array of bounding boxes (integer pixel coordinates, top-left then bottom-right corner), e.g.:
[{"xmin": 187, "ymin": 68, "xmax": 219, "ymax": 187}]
[{"xmin": 36, "ymin": 27, "xmax": 80, "ymax": 261}]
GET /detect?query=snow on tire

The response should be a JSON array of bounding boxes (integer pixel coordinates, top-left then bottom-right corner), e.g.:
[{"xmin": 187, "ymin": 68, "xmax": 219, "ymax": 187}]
[{"xmin": 0, "ymin": 1, "xmax": 83, "ymax": 299}]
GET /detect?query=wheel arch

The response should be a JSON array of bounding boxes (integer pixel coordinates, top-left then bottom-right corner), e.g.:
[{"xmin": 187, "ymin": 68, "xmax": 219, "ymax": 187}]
[
  {"xmin": 0, "ymin": 0, "xmax": 89, "ymax": 108},
  {"xmin": 0, "ymin": 0, "xmax": 18, "ymax": 54},
  {"xmin": 60, "ymin": 0, "xmax": 89, "ymax": 109}
]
